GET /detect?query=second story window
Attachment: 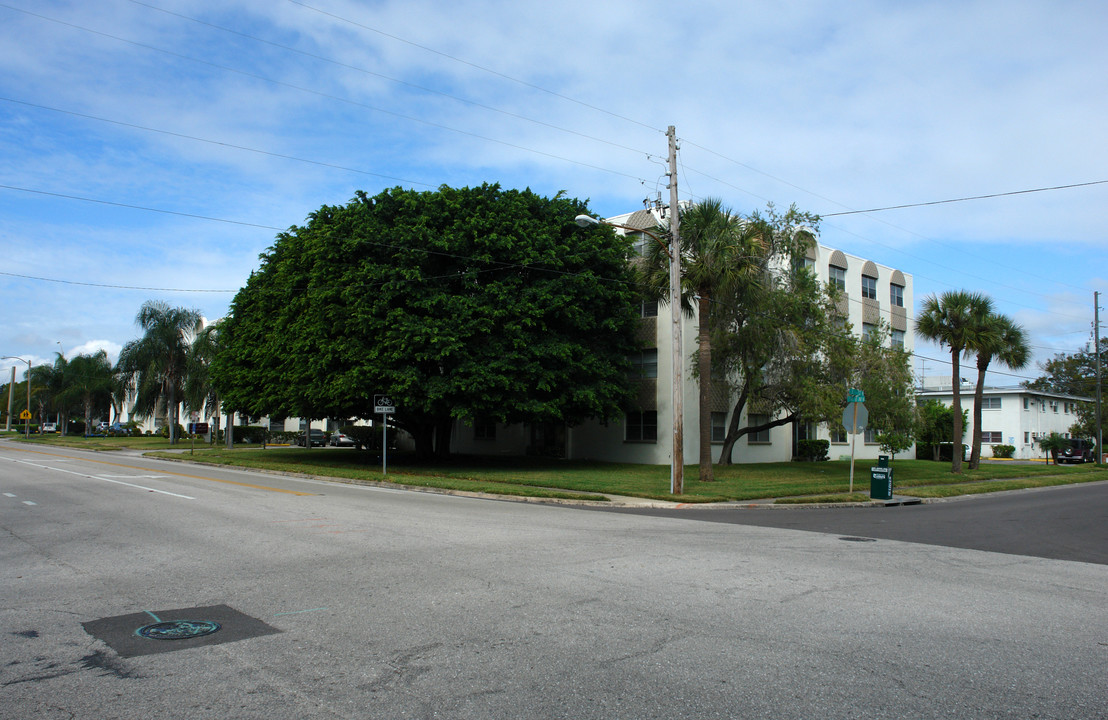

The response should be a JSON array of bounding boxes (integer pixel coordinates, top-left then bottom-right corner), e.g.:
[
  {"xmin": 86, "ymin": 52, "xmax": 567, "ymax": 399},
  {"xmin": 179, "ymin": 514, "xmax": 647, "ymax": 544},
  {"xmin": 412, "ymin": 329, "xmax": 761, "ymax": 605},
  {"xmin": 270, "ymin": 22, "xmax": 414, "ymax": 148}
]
[
  {"xmin": 861, "ymin": 275, "xmax": 878, "ymax": 300},
  {"xmin": 628, "ymin": 349, "xmax": 658, "ymax": 379},
  {"xmin": 890, "ymin": 283, "xmax": 904, "ymax": 307},
  {"xmin": 891, "ymin": 329, "xmax": 905, "ymax": 348},
  {"xmin": 641, "ymin": 300, "xmax": 658, "ymax": 318}
]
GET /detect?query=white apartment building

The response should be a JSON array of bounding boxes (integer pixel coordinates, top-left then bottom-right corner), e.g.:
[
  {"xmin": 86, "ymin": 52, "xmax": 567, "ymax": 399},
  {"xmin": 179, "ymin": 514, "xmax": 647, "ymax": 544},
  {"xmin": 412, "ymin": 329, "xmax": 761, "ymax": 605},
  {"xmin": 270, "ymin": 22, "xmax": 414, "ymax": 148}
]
[
  {"xmin": 917, "ymin": 381, "xmax": 1090, "ymax": 461},
  {"xmin": 451, "ymin": 208, "xmax": 914, "ymax": 464}
]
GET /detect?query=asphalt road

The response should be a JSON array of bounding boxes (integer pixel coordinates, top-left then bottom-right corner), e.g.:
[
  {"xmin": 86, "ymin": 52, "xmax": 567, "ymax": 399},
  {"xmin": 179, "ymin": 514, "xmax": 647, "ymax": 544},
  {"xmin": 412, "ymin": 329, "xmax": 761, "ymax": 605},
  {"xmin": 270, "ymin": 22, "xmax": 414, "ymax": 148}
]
[
  {"xmin": 594, "ymin": 481, "xmax": 1108, "ymax": 565},
  {"xmin": 2, "ymin": 442, "xmax": 1106, "ymax": 719}
]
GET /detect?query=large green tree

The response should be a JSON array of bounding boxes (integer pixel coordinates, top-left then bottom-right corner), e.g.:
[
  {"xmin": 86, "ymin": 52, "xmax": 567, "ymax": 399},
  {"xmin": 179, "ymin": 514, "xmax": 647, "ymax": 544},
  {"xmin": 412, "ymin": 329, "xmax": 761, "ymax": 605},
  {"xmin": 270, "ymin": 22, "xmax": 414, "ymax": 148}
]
[
  {"xmin": 704, "ymin": 205, "xmax": 888, "ymax": 463},
  {"xmin": 967, "ymin": 313, "xmax": 1030, "ymax": 469},
  {"xmin": 117, "ymin": 301, "xmax": 204, "ymax": 444},
  {"xmin": 915, "ymin": 291, "xmax": 994, "ymax": 473},
  {"xmin": 59, "ymin": 350, "xmax": 114, "ymax": 433},
  {"xmin": 213, "ymin": 184, "xmax": 642, "ymax": 459},
  {"xmin": 640, "ymin": 198, "xmax": 767, "ymax": 481}
]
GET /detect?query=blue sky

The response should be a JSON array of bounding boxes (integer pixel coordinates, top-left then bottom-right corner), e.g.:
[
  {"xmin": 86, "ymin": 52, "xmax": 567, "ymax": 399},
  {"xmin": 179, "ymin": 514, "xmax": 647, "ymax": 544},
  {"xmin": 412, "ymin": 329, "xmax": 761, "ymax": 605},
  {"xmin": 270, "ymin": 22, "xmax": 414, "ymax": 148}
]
[{"xmin": 2, "ymin": 0, "xmax": 1106, "ymax": 392}]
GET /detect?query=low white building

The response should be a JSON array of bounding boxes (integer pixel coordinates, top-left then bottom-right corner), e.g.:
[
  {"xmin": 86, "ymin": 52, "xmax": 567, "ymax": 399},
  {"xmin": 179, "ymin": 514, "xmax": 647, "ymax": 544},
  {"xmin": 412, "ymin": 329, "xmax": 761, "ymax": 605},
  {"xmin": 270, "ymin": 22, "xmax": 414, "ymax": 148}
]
[{"xmin": 916, "ymin": 380, "xmax": 1090, "ymax": 460}]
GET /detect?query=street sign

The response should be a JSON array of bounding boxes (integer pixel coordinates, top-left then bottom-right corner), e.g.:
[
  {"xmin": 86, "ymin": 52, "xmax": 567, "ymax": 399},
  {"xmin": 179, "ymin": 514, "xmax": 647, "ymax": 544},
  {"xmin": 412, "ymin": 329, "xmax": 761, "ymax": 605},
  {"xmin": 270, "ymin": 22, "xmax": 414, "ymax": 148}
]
[
  {"xmin": 374, "ymin": 395, "xmax": 395, "ymax": 414},
  {"xmin": 847, "ymin": 388, "xmax": 865, "ymax": 403},
  {"xmin": 19, "ymin": 409, "xmax": 31, "ymax": 420},
  {"xmin": 842, "ymin": 402, "xmax": 868, "ymax": 434}
]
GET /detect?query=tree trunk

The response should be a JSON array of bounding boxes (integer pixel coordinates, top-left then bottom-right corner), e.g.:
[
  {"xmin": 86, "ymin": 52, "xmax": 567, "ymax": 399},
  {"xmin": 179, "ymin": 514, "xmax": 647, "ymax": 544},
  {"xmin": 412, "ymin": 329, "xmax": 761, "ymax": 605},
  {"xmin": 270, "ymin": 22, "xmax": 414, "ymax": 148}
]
[
  {"xmin": 968, "ymin": 359, "xmax": 989, "ymax": 469},
  {"xmin": 697, "ymin": 294, "xmax": 714, "ymax": 482},
  {"xmin": 950, "ymin": 351, "xmax": 963, "ymax": 473}
]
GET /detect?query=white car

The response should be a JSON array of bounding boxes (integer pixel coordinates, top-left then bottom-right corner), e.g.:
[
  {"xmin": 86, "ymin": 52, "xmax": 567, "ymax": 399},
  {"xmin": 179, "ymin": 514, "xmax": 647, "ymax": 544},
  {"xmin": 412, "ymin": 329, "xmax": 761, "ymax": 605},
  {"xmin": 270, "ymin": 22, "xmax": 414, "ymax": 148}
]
[{"xmin": 41, "ymin": 422, "xmax": 57, "ymax": 433}]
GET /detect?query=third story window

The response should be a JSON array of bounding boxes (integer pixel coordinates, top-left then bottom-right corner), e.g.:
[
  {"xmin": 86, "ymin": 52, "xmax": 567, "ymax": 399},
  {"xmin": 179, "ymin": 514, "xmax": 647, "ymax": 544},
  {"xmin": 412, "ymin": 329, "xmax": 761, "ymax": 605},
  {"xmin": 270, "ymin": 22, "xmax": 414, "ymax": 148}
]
[
  {"xmin": 890, "ymin": 283, "xmax": 904, "ymax": 307},
  {"xmin": 829, "ymin": 265, "xmax": 846, "ymax": 291},
  {"xmin": 861, "ymin": 275, "xmax": 878, "ymax": 300}
]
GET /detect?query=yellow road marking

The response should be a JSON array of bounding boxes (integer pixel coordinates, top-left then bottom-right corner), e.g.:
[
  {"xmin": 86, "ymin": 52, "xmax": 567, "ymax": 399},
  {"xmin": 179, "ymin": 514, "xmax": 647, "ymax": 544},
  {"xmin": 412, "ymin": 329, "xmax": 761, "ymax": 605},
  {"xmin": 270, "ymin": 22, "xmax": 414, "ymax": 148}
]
[{"xmin": 3, "ymin": 446, "xmax": 317, "ymax": 496}]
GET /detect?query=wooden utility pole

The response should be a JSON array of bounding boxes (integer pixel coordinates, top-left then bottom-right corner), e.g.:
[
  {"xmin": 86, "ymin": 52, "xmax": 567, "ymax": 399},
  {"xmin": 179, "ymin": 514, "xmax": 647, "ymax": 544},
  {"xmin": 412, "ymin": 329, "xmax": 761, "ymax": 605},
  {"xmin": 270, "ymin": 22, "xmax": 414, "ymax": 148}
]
[{"xmin": 667, "ymin": 126, "xmax": 684, "ymax": 495}]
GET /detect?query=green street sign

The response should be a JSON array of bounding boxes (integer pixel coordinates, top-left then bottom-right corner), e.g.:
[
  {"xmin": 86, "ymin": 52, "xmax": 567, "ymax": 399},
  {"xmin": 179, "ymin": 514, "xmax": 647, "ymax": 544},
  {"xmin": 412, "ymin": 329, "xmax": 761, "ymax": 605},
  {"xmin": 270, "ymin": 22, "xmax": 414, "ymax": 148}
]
[{"xmin": 847, "ymin": 388, "xmax": 865, "ymax": 403}]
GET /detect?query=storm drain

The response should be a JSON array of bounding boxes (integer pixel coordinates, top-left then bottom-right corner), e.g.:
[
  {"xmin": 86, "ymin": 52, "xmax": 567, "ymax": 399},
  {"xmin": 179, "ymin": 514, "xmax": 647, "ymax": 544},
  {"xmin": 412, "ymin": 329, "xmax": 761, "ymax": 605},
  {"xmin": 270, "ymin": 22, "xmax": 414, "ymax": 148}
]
[
  {"xmin": 83, "ymin": 605, "xmax": 279, "ymax": 657},
  {"xmin": 136, "ymin": 619, "xmax": 222, "ymax": 641}
]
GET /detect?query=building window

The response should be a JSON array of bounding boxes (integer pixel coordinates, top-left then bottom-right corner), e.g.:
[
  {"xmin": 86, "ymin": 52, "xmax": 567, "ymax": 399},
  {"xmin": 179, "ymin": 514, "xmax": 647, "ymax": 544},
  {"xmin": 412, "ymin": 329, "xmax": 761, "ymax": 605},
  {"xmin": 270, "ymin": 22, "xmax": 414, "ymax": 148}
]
[
  {"xmin": 631, "ymin": 233, "xmax": 650, "ymax": 257},
  {"xmin": 1023, "ymin": 397, "xmax": 1029, "ymax": 410},
  {"xmin": 982, "ymin": 431, "xmax": 1002, "ymax": 443},
  {"xmin": 861, "ymin": 275, "xmax": 878, "ymax": 300},
  {"xmin": 864, "ymin": 427, "xmax": 877, "ymax": 444},
  {"xmin": 747, "ymin": 414, "xmax": 771, "ymax": 443},
  {"xmin": 711, "ymin": 412, "xmax": 727, "ymax": 443},
  {"xmin": 641, "ymin": 300, "xmax": 658, "ymax": 318},
  {"xmin": 890, "ymin": 284, "xmax": 904, "ymax": 307},
  {"xmin": 474, "ymin": 419, "xmax": 496, "ymax": 441},
  {"xmin": 1051, "ymin": 402, "xmax": 1058, "ymax": 413},
  {"xmin": 891, "ymin": 329, "xmax": 905, "ymax": 349},
  {"xmin": 794, "ymin": 256, "xmax": 815, "ymax": 273},
  {"xmin": 862, "ymin": 323, "xmax": 879, "ymax": 342},
  {"xmin": 830, "ymin": 425, "xmax": 847, "ymax": 444},
  {"xmin": 1025, "ymin": 432, "xmax": 1030, "ymax": 443},
  {"xmin": 981, "ymin": 397, "xmax": 1001, "ymax": 410},
  {"xmin": 628, "ymin": 349, "xmax": 658, "ymax": 379},
  {"xmin": 625, "ymin": 411, "xmax": 657, "ymax": 442},
  {"xmin": 829, "ymin": 265, "xmax": 846, "ymax": 291}
]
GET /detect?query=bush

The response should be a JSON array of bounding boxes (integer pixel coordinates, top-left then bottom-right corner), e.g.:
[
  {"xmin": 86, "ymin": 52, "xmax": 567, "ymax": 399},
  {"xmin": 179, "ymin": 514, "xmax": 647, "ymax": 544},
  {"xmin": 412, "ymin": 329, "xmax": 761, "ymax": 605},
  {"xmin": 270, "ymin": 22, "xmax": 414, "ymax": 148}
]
[
  {"xmin": 158, "ymin": 423, "xmax": 186, "ymax": 439},
  {"xmin": 991, "ymin": 444, "xmax": 1015, "ymax": 459},
  {"xmin": 916, "ymin": 442, "xmax": 967, "ymax": 462},
  {"xmin": 232, "ymin": 426, "xmax": 268, "ymax": 444},
  {"xmin": 794, "ymin": 439, "xmax": 830, "ymax": 462},
  {"xmin": 342, "ymin": 425, "xmax": 381, "ymax": 451}
]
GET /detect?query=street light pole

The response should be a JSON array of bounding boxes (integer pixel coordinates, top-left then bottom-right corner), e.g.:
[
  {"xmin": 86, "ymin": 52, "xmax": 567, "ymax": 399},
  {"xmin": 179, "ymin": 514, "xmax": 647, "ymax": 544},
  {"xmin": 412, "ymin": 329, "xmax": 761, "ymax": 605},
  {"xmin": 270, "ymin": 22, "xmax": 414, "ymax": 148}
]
[
  {"xmin": 573, "ymin": 126, "xmax": 685, "ymax": 495},
  {"xmin": 2, "ymin": 356, "xmax": 32, "ymax": 439}
]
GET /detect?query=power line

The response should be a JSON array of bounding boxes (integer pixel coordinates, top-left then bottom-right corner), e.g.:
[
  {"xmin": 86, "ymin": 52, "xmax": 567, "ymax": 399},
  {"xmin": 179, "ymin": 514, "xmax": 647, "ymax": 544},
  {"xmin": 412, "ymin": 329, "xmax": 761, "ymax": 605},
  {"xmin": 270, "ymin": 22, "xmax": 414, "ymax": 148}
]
[
  {"xmin": 822, "ymin": 181, "xmax": 1108, "ymax": 217},
  {"xmin": 125, "ymin": 0, "xmax": 655, "ymax": 158},
  {"xmin": 1, "ymin": 3, "xmax": 649, "ymax": 184},
  {"xmin": 284, "ymin": 0, "xmax": 663, "ymax": 135}
]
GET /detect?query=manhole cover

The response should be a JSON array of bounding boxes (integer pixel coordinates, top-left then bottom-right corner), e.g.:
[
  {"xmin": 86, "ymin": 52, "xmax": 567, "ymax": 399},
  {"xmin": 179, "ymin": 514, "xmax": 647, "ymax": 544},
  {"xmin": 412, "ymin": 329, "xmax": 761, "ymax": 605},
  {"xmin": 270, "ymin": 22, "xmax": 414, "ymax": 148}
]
[
  {"xmin": 839, "ymin": 536, "xmax": 877, "ymax": 542},
  {"xmin": 136, "ymin": 620, "xmax": 222, "ymax": 640}
]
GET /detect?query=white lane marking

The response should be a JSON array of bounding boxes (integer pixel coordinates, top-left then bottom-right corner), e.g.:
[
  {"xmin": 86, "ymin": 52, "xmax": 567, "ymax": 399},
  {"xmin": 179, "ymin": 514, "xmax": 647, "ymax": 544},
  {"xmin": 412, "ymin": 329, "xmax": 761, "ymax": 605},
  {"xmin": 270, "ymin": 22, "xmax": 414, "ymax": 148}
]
[
  {"xmin": 3, "ymin": 492, "xmax": 15, "ymax": 497},
  {"xmin": 22, "ymin": 501, "xmax": 35, "ymax": 506},
  {"xmin": 0, "ymin": 456, "xmax": 195, "ymax": 500}
]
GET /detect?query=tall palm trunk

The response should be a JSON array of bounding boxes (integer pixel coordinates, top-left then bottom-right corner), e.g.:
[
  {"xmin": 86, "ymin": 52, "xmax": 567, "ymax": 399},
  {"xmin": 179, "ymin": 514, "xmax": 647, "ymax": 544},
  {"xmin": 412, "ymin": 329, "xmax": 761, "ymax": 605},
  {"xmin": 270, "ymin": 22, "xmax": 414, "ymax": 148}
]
[
  {"xmin": 697, "ymin": 293, "xmax": 714, "ymax": 482},
  {"xmin": 950, "ymin": 353, "xmax": 963, "ymax": 473},
  {"xmin": 968, "ymin": 355, "xmax": 990, "ymax": 469}
]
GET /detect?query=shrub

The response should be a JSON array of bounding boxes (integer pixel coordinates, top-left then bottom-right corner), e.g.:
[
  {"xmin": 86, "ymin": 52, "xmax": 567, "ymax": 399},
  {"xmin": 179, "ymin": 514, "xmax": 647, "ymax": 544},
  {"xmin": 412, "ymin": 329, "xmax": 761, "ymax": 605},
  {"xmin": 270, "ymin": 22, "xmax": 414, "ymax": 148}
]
[
  {"xmin": 794, "ymin": 439, "xmax": 830, "ymax": 462},
  {"xmin": 991, "ymin": 444, "xmax": 1015, "ymax": 459},
  {"xmin": 233, "ymin": 426, "xmax": 268, "ymax": 444}
]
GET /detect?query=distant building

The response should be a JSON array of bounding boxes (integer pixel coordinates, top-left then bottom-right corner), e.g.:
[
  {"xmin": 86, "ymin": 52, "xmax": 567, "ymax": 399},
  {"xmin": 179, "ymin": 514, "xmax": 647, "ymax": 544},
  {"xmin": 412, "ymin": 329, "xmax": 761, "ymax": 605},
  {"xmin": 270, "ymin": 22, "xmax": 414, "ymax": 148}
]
[{"xmin": 916, "ymin": 379, "xmax": 1090, "ymax": 460}]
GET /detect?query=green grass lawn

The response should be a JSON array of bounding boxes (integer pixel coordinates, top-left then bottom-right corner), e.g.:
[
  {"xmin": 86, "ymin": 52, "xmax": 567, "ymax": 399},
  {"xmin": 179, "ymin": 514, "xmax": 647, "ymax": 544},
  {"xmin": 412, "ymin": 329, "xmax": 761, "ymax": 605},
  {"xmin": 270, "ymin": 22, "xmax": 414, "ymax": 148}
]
[{"xmin": 10, "ymin": 434, "xmax": 1104, "ymax": 503}]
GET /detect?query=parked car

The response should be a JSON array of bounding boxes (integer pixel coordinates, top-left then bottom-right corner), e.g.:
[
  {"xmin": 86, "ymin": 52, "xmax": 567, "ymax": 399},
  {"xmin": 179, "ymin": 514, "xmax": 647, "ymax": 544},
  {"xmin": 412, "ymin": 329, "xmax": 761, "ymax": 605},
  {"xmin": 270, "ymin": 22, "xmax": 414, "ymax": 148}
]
[
  {"xmin": 295, "ymin": 429, "xmax": 327, "ymax": 447},
  {"xmin": 1057, "ymin": 438, "xmax": 1096, "ymax": 464},
  {"xmin": 41, "ymin": 422, "xmax": 57, "ymax": 434},
  {"xmin": 107, "ymin": 422, "xmax": 132, "ymax": 436},
  {"xmin": 330, "ymin": 431, "xmax": 356, "ymax": 447},
  {"xmin": 97, "ymin": 421, "xmax": 110, "ymax": 432}
]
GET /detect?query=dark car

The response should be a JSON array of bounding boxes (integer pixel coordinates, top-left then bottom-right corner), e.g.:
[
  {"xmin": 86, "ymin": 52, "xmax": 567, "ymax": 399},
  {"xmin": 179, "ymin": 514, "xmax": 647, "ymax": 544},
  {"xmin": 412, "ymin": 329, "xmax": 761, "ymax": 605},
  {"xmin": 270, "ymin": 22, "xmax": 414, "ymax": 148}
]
[
  {"xmin": 1057, "ymin": 438, "xmax": 1096, "ymax": 464},
  {"xmin": 295, "ymin": 429, "xmax": 327, "ymax": 447}
]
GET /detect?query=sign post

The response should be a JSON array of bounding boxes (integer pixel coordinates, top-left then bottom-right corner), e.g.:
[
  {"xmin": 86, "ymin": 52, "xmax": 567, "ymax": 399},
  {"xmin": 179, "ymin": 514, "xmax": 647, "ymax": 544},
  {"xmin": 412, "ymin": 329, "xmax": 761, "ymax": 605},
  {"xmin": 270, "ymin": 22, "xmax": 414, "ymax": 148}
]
[
  {"xmin": 374, "ymin": 395, "xmax": 395, "ymax": 475},
  {"xmin": 842, "ymin": 390, "xmax": 867, "ymax": 493}
]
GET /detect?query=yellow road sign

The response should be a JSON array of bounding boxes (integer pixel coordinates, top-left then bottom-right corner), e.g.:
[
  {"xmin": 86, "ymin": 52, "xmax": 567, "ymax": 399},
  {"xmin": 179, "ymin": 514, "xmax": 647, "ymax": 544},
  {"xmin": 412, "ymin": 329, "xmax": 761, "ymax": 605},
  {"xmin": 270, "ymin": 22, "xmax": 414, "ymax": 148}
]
[{"xmin": 19, "ymin": 409, "xmax": 32, "ymax": 420}]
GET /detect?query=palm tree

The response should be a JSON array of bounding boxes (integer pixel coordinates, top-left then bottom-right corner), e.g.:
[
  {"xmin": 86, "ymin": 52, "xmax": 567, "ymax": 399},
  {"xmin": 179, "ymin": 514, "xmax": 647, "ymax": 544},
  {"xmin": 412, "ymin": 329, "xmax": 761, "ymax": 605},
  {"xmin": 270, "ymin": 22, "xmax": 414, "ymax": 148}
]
[
  {"xmin": 915, "ymin": 291, "xmax": 994, "ymax": 473},
  {"xmin": 117, "ymin": 301, "xmax": 203, "ymax": 444},
  {"xmin": 60, "ymin": 350, "xmax": 114, "ymax": 434},
  {"xmin": 642, "ymin": 198, "xmax": 766, "ymax": 482},
  {"xmin": 967, "ymin": 313, "xmax": 1029, "ymax": 469},
  {"xmin": 184, "ymin": 321, "xmax": 223, "ymax": 445}
]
